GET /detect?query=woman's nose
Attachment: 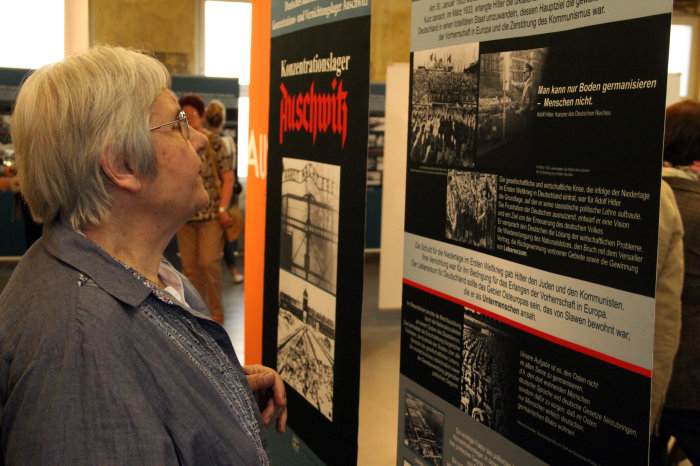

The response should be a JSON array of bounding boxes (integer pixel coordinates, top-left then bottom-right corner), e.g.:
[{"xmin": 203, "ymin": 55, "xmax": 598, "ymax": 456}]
[{"xmin": 190, "ymin": 127, "xmax": 209, "ymax": 153}]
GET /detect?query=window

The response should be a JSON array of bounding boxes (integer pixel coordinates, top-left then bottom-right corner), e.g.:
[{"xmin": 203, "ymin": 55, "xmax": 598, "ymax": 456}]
[
  {"xmin": 669, "ymin": 15, "xmax": 700, "ymax": 102},
  {"xmin": 204, "ymin": 0, "xmax": 252, "ymax": 177},
  {"xmin": 205, "ymin": 1, "xmax": 252, "ymax": 84},
  {"xmin": 0, "ymin": 1, "xmax": 64, "ymax": 69},
  {"xmin": 669, "ymin": 24, "xmax": 692, "ymax": 98}
]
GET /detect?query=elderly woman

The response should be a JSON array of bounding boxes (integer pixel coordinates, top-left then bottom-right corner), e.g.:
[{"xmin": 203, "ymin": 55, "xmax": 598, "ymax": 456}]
[{"xmin": 0, "ymin": 46, "xmax": 285, "ymax": 464}]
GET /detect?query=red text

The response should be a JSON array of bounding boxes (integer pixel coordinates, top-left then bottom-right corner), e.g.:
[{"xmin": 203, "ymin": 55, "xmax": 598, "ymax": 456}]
[{"xmin": 279, "ymin": 79, "xmax": 348, "ymax": 147}]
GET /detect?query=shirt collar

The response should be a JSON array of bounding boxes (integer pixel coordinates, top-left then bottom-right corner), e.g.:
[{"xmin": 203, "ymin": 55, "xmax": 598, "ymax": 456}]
[{"xmin": 43, "ymin": 221, "xmax": 204, "ymax": 314}]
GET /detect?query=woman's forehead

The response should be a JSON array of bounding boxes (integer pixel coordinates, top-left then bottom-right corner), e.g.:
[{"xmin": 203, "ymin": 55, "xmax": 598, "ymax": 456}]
[{"xmin": 151, "ymin": 90, "xmax": 179, "ymax": 117}]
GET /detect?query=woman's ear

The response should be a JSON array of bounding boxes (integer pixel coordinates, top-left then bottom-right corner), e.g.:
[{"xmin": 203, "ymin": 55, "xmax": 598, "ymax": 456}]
[{"xmin": 99, "ymin": 146, "xmax": 142, "ymax": 193}]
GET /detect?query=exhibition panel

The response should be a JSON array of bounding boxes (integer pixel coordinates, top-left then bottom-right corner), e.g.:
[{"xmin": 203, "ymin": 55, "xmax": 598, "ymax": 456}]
[{"xmin": 398, "ymin": 1, "xmax": 672, "ymax": 465}]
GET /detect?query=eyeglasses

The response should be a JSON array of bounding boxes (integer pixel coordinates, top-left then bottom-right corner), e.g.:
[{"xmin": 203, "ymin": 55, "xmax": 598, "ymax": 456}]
[{"xmin": 150, "ymin": 110, "xmax": 190, "ymax": 140}]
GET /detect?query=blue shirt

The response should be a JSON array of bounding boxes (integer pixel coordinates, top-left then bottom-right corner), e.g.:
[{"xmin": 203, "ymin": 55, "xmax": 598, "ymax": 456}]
[{"xmin": 0, "ymin": 221, "xmax": 269, "ymax": 465}]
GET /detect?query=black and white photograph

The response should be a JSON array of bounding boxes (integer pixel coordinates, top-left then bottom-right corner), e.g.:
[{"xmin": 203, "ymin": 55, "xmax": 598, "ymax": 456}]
[
  {"xmin": 367, "ymin": 114, "xmax": 384, "ymax": 186},
  {"xmin": 477, "ymin": 48, "xmax": 548, "ymax": 157},
  {"xmin": 279, "ymin": 157, "xmax": 340, "ymax": 294},
  {"xmin": 410, "ymin": 43, "xmax": 479, "ymax": 168},
  {"xmin": 277, "ymin": 268, "xmax": 336, "ymax": 421},
  {"xmin": 446, "ymin": 170, "xmax": 497, "ymax": 250},
  {"xmin": 403, "ymin": 391, "xmax": 444, "ymax": 466},
  {"xmin": 460, "ymin": 308, "xmax": 516, "ymax": 436}
]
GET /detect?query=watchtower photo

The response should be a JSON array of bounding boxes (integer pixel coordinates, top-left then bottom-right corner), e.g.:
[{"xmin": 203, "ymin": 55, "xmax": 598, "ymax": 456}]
[{"xmin": 276, "ymin": 157, "xmax": 340, "ymax": 421}]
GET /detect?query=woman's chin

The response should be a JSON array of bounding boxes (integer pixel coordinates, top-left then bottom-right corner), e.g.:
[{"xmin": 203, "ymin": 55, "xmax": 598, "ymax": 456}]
[
  {"xmin": 194, "ymin": 199, "xmax": 209, "ymax": 213},
  {"xmin": 194, "ymin": 189, "xmax": 210, "ymax": 212}
]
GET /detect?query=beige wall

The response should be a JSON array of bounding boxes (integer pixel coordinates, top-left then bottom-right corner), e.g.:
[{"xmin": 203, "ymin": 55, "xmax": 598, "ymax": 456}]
[
  {"xmin": 90, "ymin": 0, "xmax": 198, "ymax": 74},
  {"xmin": 370, "ymin": 0, "xmax": 411, "ymax": 82},
  {"xmin": 91, "ymin": 0, "xmax": 410, "ymax": 82}
]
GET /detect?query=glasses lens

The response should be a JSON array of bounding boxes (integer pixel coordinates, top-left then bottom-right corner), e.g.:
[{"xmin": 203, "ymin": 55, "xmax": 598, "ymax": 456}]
[{"xmin": 179, "ymin": 111, "xmax": 190, "ymax": 140}]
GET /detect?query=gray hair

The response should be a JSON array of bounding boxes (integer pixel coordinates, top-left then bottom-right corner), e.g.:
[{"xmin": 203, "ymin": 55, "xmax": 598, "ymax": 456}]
[{"xmin": 11, "ymin": 45, "xmax": 170, "ymax": 228}]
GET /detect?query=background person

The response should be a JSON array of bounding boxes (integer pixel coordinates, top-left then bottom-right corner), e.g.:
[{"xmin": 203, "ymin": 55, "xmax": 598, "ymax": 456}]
[
  {"xmin": 0, "ymin": 163, "xmax": 12, "ymax": 191},
  {"xmin": 0, "ymin": 46, "xmax": 285, "ymax": 464},
  {"xmin": 651, "ymin": 180, "xmax": 683, "ymax": 439},
  {"xmin": 176, "ymin": 94, "xmax": 234, "ymax": 323},
  {"xmin": 204, "ymin": 99, "xmax": 244, "ymax": 284},
  {"xmin": 0, "ymin": 163, "xmax": 16, "ymax": 192},
  {"xmin": 512, "ymin": 62, "xmax": 534, "ymax": 116},
  {"xmin": 651, "ymin": 99, "xmax": 700, "ymax": 466},
  {"xmin": 0, "ymin": 156, "xmax": 42, "ymax": 249}
]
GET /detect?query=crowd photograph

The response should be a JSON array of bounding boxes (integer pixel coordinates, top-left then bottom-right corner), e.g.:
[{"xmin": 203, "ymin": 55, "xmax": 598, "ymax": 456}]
[
  {"xmin": 446, "ymin": 170, "xmax": 498, "ymax": 250},
  {"xmin": 460, "ymin": 308, "xmax": 515, "ymax": 436},
  {"xmin": 410, "ymin": 44, "xmax": 479, "ymax": 168}
]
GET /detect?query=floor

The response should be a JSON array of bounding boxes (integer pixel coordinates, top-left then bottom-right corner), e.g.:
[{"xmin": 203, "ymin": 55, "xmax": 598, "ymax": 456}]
[
  {"xmin": 357, "ymin": 254, "xmax": 401, "ymax": 465},
  {"xmin": 220, "ymin": 260, "xmax": 248, "ymax": 363}
]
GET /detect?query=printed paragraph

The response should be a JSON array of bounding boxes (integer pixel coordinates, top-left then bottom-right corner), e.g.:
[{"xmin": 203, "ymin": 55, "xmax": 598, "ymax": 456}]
[
  {"xmin": 497, "ymin": 176, "xmax": 648, "ymax": 275},
  {"xmin": 273, "ymin": 0, "xmax": 369, "ymax": 31},
  {"xmin": 417, "ymin": 0, "xmax": 607, "ymax": 42},
  {"xmin": 405, "ymin": 300, "xmax": 463, "ymax": 388},
  {"xmin": 409, "ymin": 240, "xmax": 634, "ymax": 342},
  {"xmin": 448, "ymin": 427, "xmax": 514, "ymax": 466},
  {"xmin": 516, "ymin": 350, "xmax": 638, "ymax": 439}
]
